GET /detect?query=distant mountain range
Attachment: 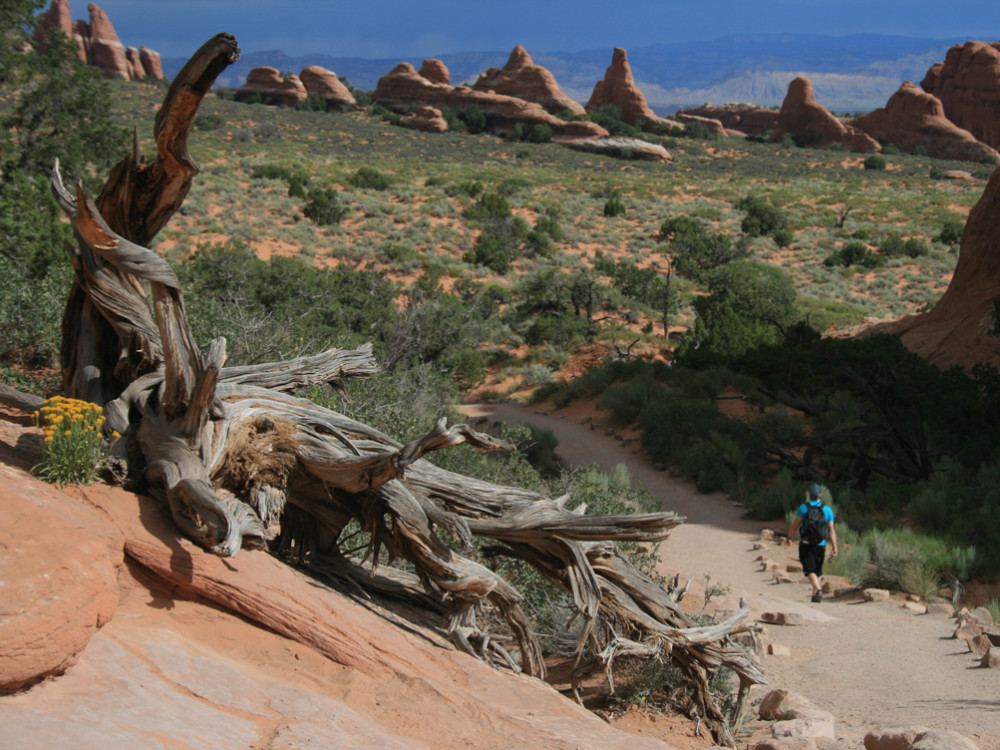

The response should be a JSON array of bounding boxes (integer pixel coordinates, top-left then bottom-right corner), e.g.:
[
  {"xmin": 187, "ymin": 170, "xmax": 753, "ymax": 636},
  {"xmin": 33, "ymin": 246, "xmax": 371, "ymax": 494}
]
[{"xmin": 162, "ymin": 33, "xmax": 975, "ymax": 114}]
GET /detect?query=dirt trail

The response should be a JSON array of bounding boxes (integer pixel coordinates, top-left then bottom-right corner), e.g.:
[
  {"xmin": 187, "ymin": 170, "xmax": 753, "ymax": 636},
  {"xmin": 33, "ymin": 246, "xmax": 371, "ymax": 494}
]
[{"xmin": 473, "ymin": 403, "xmax": 1000, "ymax": 750}]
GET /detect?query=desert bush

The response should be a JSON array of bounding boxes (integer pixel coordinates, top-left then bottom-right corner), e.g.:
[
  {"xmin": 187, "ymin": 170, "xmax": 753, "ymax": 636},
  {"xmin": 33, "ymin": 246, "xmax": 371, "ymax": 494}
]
[
  {"xmin": 604, "ymin": 195, "xmax": 626, "ymax": 217},
  {"xmin": 912, "ymin": 145, "xmax": 929, "ymax": 157},
  {"xmin": 880, "ymin": 143, "xmax": 900, "ymax": 155},
  {"xmin": 303, "ymin": 187, "xmax": 349, "ymax": 225},
  {"xmin": 937, "ymin": 220, "xmax": 964, "ymax": 245},
  {"xmin": 772, "ymin": 228, "xmax": 794, "ymax": 248},
  {"xmin": 824, "ymin": 240, "xmax": 880, "ymax": 268},
  {"xmin": 348, "ymin": 166, "xmax": 391, "ymax": 191},
  {"xmin": 529, "ymin": 123, "xmax": 554, "ymax": 143},
  {"xmin": 738, "ymin": 196, "xmax": 788, "ymax": 238},
  {"xmin": 864, "ymin": 155, "xmax": 887, "ymax": 171},
  {"xmin": 0, "ymin": 252, "xmax": 71, "ymax": 366}
]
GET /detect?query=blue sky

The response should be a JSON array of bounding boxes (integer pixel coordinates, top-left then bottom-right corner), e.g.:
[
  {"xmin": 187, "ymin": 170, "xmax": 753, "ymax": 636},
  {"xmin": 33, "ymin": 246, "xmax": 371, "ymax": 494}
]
[{"xmin": 84, "ymin": 0, "xmax": 1000, "ymax": 60}]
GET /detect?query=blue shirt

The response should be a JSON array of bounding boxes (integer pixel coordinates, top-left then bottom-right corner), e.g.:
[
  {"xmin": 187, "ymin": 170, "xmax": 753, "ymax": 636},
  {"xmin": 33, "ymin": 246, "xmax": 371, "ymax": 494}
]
[{"xmin": 797, "ymin": 500, "xmax": 834, "ymax": 546}]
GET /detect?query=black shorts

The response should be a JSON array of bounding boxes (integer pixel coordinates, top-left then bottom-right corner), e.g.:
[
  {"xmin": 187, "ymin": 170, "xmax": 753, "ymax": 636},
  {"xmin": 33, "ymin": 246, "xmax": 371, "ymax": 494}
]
[{"xmin": 799, "ymin": 543, "xmax": 827, "ymax": 577}]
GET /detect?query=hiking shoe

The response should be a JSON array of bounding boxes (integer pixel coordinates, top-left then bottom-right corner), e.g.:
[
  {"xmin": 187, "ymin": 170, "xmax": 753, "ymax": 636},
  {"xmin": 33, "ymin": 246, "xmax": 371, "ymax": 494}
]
[{"xmin": 811, "ymin": 591, "xmax": 823, "ymax": 603}]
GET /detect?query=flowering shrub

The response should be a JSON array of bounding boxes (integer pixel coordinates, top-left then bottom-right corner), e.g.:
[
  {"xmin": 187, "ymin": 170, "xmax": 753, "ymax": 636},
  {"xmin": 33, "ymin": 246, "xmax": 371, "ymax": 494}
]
[{"xmin": 32, "ymin": 396, "xmax": 118, "ymax": 485}]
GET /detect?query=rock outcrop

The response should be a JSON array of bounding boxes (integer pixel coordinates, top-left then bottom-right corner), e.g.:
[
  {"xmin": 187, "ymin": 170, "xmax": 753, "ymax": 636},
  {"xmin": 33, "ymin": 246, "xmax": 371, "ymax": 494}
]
[
  {"xmin": 34, "ymin": 0, "xmax": 164, "ymax": 80},
  {"xmin": 674, "ymin": 104, "xmax": 780, "ymax": 137},
  {"xmin": 79, "ymin": 2, "xmax": 130, "ymax": 79},
  {"xmin": 585, "ymin": 47, "xmax": 667, "ymax": 129},
  {"xmin": 418, "ymin": 58, "xmax": 450, "ymax": 86},
  {"xmin": 472, "ymin": 45, "xmax": 585, "ymax": 116},
  {"xmin": 373, "ymin": 61, "xmax": 607, "ymax": 139},
  {"xmin": 0, "ymin": 487, "xmax": 121, "ymax": 692},
  {"xmin": 772, "ymin": 76, "xmax": 879, "ymax": 152},
  {"xmin": 564, "ymin": 135, "xmax": 672, "ymax": 162},
  {"xmin": 299, "ymin": 65, "xmax": 358, "ymax": 111},
  {"xmin": 400, "ymin": 106, "xmax": 448, "ymax": 133},
  {"xmin": 854, "ymin": 82, "xmax": 1000, "ymax": 163},
  {"xmin": 921, "ymin": 41, "xmax": 1000, "ymax": 150},
  {"xmin": 235, "ymin": 67, "xmax": 308, "ymax": 107},
  {"xmin": 32, "ymin": 0, "xmax": 84, "ymax": 60},
  {"xmin": 138, "ymin": 45, "xmax": 163, "ymax": 80},
  {"xmin": 866, "ymin": 163, "xmax": 1000, "ymax": 370},
  {"xmin": 0, "ymin": 423, "xmax": 670, "ymax": 750},
  {"xmin": 670, "ymin": 112, "xmax": 726, "ymax": 136}
]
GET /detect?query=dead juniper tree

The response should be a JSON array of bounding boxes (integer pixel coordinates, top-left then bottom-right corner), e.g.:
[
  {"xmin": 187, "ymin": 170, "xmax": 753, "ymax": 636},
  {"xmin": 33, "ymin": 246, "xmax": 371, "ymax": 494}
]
[{"xmin": 48, "ymin": 33, "xmax": 763, "ymax": 746}]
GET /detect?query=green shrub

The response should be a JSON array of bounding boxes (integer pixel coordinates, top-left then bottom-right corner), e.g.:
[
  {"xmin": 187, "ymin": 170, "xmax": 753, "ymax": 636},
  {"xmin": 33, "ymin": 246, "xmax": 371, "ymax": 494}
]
[
  {"xmin": 737, "ymin": 196, "xmax": 788, "ymax": 238},
  {"xmin": 445, "ymin": 180, "xmax": 484, "ymax": 198},
  {"xmin": 348, "ymin": 166, "xmax": 391, "ymax": 191},
  {"xmin": 864, "ymin": 155, "xmax": 887, "ymax": 171},
  {"xmin": 303, "ymin": 188, "xmax": 349, "ymax": 225},
  {"xmin": 604, "ymin": 196, "xmax": 626, "ymax": 217},
  {"xmin": 880, "ymin": 143, "xmax": 900, "ymax": 155},
  {"xmin": 529, "ymin": 123, "xmax": 554, "ymax": 143},
  {"xmin": 937, "ymin": 220, "xmax": 964, "ymax": 245},
  {"xmin": 912, "ymin": 145, "xmax": 929, "ymax": 157},
  {"xmin": 772, "ymin": 228, "xmax": 794, "ymax": 248}
]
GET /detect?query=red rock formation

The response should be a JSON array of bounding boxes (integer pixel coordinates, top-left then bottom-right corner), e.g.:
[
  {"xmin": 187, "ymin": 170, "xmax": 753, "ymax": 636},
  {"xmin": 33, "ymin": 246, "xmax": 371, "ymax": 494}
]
[
  {"xmin": 670, "ymin": 113, "xmax": 726, "ymax": 136},
  {"xmin": 418, "ymin": 59, "xmax": 450, "ymax": 86},
  {"xmin": 921, "ymin": 41, "xmax": 1000, "ymax": 150},
  {"xmin": 235, "ymin": 67, "xmax": 308, "ymax": 107},
  {"xmin": 373, "ymin": 62, "xmax": 608, "ymax": 139},
  {"xmin": 585, "ymin": 48, "xmax": 666, "ymax": 130},
  {"xmin": 772, "ymin": 76, "xmax": 879, "ymax": 152},
  {"xmin": 34, "ymin": 1, "xmax": 164, "ymax": 80},
  {"xmin": 674, "ymin": 105, "xmax": 780, "ymax": 137},
  {"xmin": 139, "ymin": 46, "xmax": 164, "ymax": 80},
  {"xmin": 0, "ymin": 426, "xmax": 669, "ymax": 749},
  {"xmin": 400, "ymin": 106, "xmax": 448, "ymax": 133},
  {"xmin": 472, "ymin": 45, "xmax": 585, "ymax": 116},
  {"xmin": 125, "ymin": 46, "xmax": 143, "ymax": 79},
  {"xmin": 0, "ymin": 486, "xmax": 121, "ymax": 692},
  {"xmin": 867, "ymin": 165, "xmax": 1000, "ymax": 370},
  {"xmin": 299, "ymin": 65, "xmax": 358, "ymax": 111},
  {"xmin": 32, "ymin": 0, "xmax": 85, "ymax": 61},
  {"xmin": 854, "ymin": 81, "xmax": 999, "ymax": 163},
  {"xmin": 83, "ymin": 2, "xmax": 130, "ymax": 79}
]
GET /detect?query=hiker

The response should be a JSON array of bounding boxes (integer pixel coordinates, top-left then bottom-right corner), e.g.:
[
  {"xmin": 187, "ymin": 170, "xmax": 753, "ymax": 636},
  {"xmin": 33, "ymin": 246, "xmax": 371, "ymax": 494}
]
[{"xmin": 788, "ymin": 483, "xmax": 838, "ymax": 603}]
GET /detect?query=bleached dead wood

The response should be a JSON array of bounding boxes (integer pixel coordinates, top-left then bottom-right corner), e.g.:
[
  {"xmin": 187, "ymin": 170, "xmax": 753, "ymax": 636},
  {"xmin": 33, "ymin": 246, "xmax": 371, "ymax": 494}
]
[{"xmin": 46, "ymin": 33, "xmax": 763, "ymax": 746}]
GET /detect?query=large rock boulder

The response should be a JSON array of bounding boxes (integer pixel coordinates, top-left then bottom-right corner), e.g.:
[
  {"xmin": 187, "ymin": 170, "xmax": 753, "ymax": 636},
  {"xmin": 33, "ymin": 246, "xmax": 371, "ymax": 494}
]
[
  {"xmin": 922, "ymin": 41, "xmax": 1000, "ymax": 150},
  {"xmin": 299, "ymin": 65, "xmax": 358, "ymax": 111},
  {"xmin": 0, "ymin": 487, "xmax": 121, "ymax": 692},
  {"xmin": 563, "ymin": 135, "xmax": 671, "ymax": 162},
  {"xmin": 400, "ymin": 106, "xmax": 448, "ymax": 133},
  {"xmin": 472, "ymin": 45, "xmax": 585, "ymax": 116},
  {"xmin": 854, "ymin": 81, "xmax": 999, "ymax": 162},
  {"xmin": 772, "ymin": 76, "xmax": 878, "ymax": 152},
  {"xmin": 235, "ymin": 67, "xmax": 308, "ymax": 107},
  {"xmin": 866, "ymin": 163, "xmax": 1000, "ymax": 370},
  {"xmin": 585, "ymin": 47, "xmax": 668, "ymax": 130},
  {"xmin": 373, "ymin": 62, "xmax": 607, "ymax": 139},
  {"xmin": 675, "ymin": 104, "xmax": 780, "ymax": 137}
]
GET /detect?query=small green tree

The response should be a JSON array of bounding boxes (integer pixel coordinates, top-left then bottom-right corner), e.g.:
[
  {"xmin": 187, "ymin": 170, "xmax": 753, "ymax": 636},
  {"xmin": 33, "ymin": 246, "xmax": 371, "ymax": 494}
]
[
  {"xmin": 864, "ymin": 155, "xmax": 887, "ymax": 171},
  {"xmin": 0, "ymin": 3, "xmax": 128, "ymax": 277}
]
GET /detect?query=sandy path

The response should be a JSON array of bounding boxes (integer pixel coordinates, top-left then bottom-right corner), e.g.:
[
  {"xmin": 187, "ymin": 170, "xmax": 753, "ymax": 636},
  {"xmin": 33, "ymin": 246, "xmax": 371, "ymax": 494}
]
[{"xmin": 473, "ymin": 403, "xmax": 1000, "ymax": 750}]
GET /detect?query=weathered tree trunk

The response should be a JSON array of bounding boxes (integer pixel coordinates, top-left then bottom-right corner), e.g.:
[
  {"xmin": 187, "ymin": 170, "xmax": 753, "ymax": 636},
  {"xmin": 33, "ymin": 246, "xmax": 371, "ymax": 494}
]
[{"xmin": 49, "ymin": 33, "xmax": 763, "ymax": 746}]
